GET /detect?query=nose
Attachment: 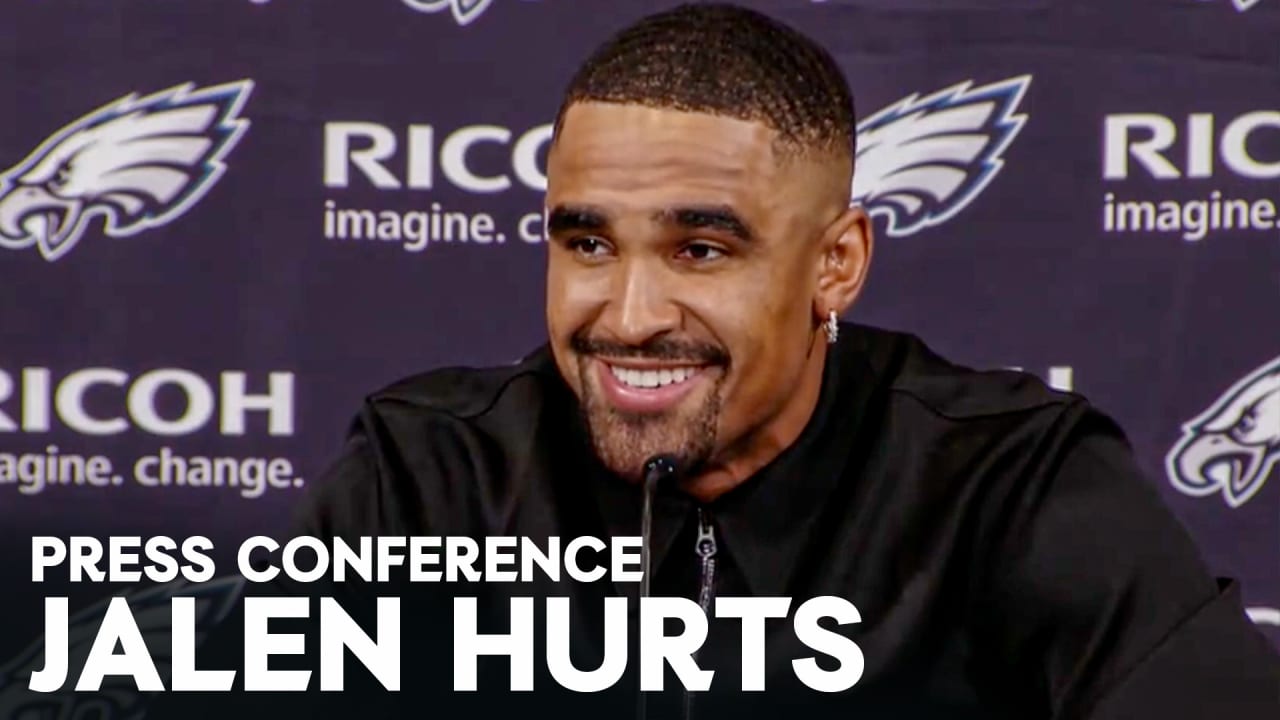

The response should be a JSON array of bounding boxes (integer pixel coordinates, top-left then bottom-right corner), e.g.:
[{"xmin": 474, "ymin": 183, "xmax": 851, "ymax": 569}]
[{"xmin": 600, "ymin": 259, "xmax": 681, "ymax": 346}]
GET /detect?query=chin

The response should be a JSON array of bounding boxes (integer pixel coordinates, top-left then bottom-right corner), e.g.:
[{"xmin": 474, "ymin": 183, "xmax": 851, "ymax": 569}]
[{"xmin": 585, "ymin": 410, "xmax": 715, "ymax": 481}]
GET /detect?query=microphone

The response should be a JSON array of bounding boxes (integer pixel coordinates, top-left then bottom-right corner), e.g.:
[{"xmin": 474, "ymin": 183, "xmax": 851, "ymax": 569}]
[
  {"xmin": 639, "ymin": 454, "xmax": 679, "ymax": 601},
  {"xmin": 637, "ymin": 454, "xmax": 678, "ymax": 720}
]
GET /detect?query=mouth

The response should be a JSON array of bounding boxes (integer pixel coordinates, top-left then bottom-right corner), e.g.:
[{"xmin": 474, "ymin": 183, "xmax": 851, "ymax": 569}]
[{"xmin": 592, "ymin": 358, "xmax": 717, "ymax": 414}]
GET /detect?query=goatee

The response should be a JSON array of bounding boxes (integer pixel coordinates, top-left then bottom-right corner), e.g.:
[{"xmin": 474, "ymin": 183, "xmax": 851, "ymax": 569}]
[{"xmin": 570, "ymin": 332, "xmax": 728, "ymax": 482}]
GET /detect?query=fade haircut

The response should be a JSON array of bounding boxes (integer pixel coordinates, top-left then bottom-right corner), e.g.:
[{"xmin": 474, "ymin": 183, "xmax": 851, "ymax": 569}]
[{"xmin": 552, "ymin": 2, "xmax": 857, "ymax": 164}]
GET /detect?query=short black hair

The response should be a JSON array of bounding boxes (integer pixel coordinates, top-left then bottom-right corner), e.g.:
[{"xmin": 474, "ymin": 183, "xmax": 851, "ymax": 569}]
[{"xmin": 553, "ymin": 2, "xmax": 856, "ymax": 162}]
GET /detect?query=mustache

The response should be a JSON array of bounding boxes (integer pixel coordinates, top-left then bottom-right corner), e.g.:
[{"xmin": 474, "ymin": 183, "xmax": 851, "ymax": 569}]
[{"xmin": 570, "ymin": 332, "xmax": 729, "ymax": 366}]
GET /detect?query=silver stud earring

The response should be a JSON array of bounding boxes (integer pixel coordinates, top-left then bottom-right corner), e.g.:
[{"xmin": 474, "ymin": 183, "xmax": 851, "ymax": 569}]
[{"xmin": 824, "ymin": 310, "xmax": 840, "ymax": 344}]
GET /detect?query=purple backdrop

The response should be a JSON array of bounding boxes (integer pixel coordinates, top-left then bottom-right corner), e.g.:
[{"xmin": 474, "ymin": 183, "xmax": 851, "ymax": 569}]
[{"xmin": 1, "ymin": 0, "xmax": 1278, "ymax": 688}]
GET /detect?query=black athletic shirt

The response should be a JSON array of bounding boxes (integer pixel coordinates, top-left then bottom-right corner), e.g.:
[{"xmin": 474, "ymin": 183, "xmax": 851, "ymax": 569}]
[{"xmin": 158, "ymin": 322, "xmax": 1280, "ymax": 719}]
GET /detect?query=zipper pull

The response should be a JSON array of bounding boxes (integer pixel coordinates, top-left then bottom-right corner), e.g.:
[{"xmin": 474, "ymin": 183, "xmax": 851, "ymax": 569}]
[
  {"xmin": 696, "ymin": 509, "xmax": 717, "ymax": 560},
  {"xmin": 694, "ymin": 508, "xmax": 717, "ymax": 614}
]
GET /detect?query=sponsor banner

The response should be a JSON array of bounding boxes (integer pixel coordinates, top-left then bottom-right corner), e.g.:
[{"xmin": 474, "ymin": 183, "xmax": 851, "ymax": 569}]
[
  {"xmin": 0, "ymin": 367, "xmax": 301, "ymax": 500},
  {"xmin": 318, "ymin": 75, "xmax": 1032, "ymax": 254},
  {"xmin": 322, "ymin": 120, "xmax": 553, "ymax": 251},
  {"xmin": 0, "ymin": 0, "xmax": 1276, "ymax": 658},
  {"xmin": 1102, "ymin": 110, "xmax": 1280, "ymax": 241}
]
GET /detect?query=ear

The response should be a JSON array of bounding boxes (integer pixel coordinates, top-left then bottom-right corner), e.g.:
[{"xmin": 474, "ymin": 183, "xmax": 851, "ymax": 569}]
[{"xmin": 813, "ymin": 204, "xmax": 873, "ymax": 323}]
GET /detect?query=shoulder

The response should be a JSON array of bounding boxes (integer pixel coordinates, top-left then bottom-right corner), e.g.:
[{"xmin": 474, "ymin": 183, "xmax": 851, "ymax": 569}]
[
  {"xmin": 351, "ymin": 343, "xmax": 572, "ymax": 479},
  {"xmin": 365, "ymin": 344, "xmax": 563, "ymax": 423},
  {"xmin": 845, "ymin": 322, "xmax": 1130, "ymax": 494},
  {"xmin": 849, "ymin": 322, "xmax": 1080, "ymax": 424},
  {"xmin": 293, "ymin": 345, "xmax": 566, "ymax": 537}
]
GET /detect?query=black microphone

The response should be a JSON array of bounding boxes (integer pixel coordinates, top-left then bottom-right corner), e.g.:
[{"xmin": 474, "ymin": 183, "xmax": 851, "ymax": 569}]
[
  {"xmin": 637, "ymin": 454, "xmax": 678, "ymax": 720},
  {"xmin": 639, "ymin": 454, "xmax": 679, "ymax": 601}
]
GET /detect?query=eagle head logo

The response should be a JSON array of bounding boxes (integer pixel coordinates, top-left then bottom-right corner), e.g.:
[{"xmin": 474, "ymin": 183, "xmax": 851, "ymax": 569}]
[
  {"xmin": 851, "ymin": 75, "xmax": 1030, "ymax": 237},
  {"xmin": 400, "ymin": 0, "xmax": 495, "ymax": 25},
  {"xmin": 0, "ymin": 80, "xmax": 253, "ymax": 262},
  {"xmin": 1166, "ymin": 355, "xmax": 1280, "ymax": 508},
  {"xmin": 0, "ymin": 577, "xmax": 243, "ymax": 720}
]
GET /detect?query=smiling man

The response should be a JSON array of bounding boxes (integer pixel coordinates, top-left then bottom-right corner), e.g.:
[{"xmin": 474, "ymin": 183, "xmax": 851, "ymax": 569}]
[
  {"xmin": 543, "ymin": 93, "xmax": 863, "ymax": 500},
  {"xmin": 165, "ymin": 3, "xmax": 1279, "ymax": 719},
  {"xmin": 538, "ymin": 3, "xmax": 876, "ymax": 508}
]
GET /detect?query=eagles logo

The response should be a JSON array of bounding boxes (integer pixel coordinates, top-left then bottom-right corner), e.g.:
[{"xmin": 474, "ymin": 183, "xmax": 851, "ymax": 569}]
[
  {"xmin": 1167, "ymin": 355, "xmax": 1280, "ymax": 509},
  {"xmin": 851, "ymin": 76, "xmax": 1030, "ymax": 237},
  {"xmin": 400, "ymin": 0, "xmax": 495, "ymax": 25},
  {"xmin": 0, "ymin": 80, "xmax": 253, "ymax": 262},
  {"xmin": 0, "ymin": 577, "xmax": 243, "ymax": 720},
  {"xmin": 1167, "ymin": 356, "xmax": 1280, "ymax": 632}
]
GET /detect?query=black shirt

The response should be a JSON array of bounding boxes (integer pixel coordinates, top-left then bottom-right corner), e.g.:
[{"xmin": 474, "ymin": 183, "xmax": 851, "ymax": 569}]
[{"xmin": 159, "ymin": 322, "xmax": 1280, "ymax": 719}]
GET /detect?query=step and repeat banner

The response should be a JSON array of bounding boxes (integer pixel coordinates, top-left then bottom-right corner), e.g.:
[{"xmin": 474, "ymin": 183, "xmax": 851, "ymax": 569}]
[{"xmin": 1, "ymin": 0, "xmax": 1278, "ymax": 698}]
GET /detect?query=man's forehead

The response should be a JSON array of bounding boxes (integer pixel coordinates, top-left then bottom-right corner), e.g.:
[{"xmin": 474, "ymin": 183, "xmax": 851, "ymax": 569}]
[
  {"xmin": 547, "ymin": 102, "xmax": 850, "ymax": 227},
  {"xmin": 547, "ymin": 103, "xmax": 789, "ymax": 207},
  {"xmin": 551, "ymin": 103, "xmax": 781, "ymax": 173}
]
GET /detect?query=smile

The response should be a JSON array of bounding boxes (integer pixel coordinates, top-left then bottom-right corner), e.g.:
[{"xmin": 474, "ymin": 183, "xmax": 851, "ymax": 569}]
[
  {"xmin": 594, "ymin": 360, "xmax": 715, "ymax": 414},
  {"xmin": 608, "ymin": 364, "xmax": 701, "ymax": 388}
]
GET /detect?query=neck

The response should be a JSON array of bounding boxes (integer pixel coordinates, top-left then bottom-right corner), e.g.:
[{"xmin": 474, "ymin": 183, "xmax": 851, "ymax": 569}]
[{"xmin": 680, "ymin": 331, "xmax": 829, "ymax": 503}]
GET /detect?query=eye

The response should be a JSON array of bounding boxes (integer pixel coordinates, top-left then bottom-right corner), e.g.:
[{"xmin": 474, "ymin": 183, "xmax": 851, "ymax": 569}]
[
  {"xmin": 1231, "ymin": 409, "xmax": 1258, "ymax": 439},
  {"xmin": 46, "ymin": 164, "xmax": 72, "ymax": 193},
  {"xmin": 567, "ymin": 235, "xmax": 613, "ymax": 258},
  {"xmin": 676, "ymin": 242, "xmax": 727, "ymax": 262}
]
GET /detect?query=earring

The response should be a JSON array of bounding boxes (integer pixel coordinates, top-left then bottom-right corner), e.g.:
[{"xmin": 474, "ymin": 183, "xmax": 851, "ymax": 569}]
[{"xmin": 824, "ymin": 310, "xmax": 840, "ymax": 344}]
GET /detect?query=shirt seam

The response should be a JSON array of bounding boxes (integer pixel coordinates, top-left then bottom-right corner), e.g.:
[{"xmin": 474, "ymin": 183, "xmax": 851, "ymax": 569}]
[
  {"xmin": 886, "ymin": 384, "xmax": 1078, "ymax": 423},
  {"xmin": 366, "ymin": 358, "xmax": 555, "ymax": 422}
]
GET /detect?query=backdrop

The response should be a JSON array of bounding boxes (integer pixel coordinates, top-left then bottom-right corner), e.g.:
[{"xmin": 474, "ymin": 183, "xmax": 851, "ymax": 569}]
[{"xmin": 1, "ymin": 0, "xmax": 1278, "ymax": 695}]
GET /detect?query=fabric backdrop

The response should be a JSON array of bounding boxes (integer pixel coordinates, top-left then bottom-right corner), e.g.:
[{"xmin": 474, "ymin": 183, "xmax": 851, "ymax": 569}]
[{"xmin": 1, "ymin": 0, "xmax": 1277, "ymax": 691}]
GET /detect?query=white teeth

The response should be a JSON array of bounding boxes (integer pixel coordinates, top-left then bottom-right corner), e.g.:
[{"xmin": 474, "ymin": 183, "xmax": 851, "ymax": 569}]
[{"xmin": 609, "ymin": 365, "xmax": 700, "ymax": 389}]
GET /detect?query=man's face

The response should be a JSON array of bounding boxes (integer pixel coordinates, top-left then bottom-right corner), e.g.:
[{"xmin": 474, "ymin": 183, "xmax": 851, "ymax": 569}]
[{"xmin": 544, "ymin": 102, "xmax": 846, "ymax": 481}]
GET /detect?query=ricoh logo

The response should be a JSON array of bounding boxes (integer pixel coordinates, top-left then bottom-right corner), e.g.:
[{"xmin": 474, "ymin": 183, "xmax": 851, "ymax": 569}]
[
  {"xmin": 322, "ymin": 121, "xmax": 553, "ymax": 252},
  {"xmin": 1101, "ymin": 111, "xmax": 1280, "ymax": 241},
  {"xmin": 324, "ymin": 122, "xmax": 551, "ymax": 194},
  {"xmin": 0, "ymin": 368, "xmax": 294, "ymax": 437},
  {"xmin": 1105, "ymin": 112, "xmax": 1280, "ymax": 181}
]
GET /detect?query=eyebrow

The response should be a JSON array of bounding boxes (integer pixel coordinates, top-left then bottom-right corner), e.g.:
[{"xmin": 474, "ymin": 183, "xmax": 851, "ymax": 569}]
[
  {"xmin": 546, "ymin": 205, "xmax": 608, "ymax": 234},
  {"xmin": 545, "ymin": 203, "xmax": 758, "ymax": 243},
  {"xmin": 655, "ymin": 205, "xmax": 756, "ymax": 243}
]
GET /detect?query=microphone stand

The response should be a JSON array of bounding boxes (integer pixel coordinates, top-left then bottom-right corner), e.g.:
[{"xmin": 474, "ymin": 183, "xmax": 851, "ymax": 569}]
[{"xmin": 637, "ymin": 454, "xmax": 678, "ymax": 720}]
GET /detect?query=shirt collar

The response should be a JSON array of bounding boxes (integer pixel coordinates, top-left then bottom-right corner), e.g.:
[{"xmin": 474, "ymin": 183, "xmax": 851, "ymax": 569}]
[
  {"xmin": 553, "ymin": 323, "xmax": 876, "ymax": 598},
  {"xmin": 704, "ymin": 326, "xmax": 875, "ymax": 597}
]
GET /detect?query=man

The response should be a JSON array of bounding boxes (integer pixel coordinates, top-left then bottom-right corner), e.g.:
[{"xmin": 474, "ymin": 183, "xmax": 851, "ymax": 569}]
[{"xmin": 158, "ymin": 3, "xmax": 1280, "ymax": 719}]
